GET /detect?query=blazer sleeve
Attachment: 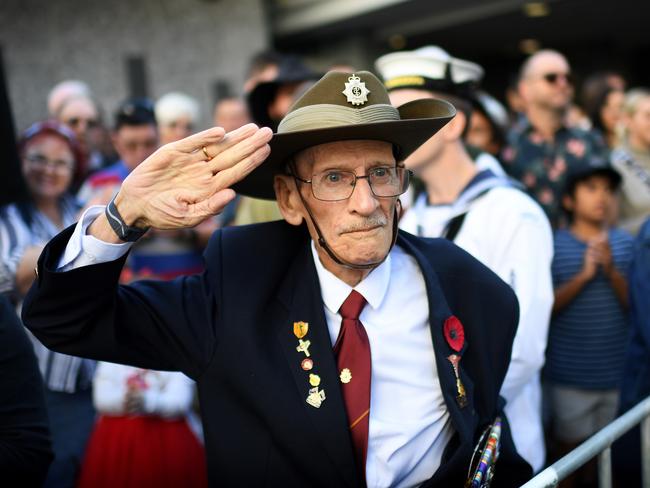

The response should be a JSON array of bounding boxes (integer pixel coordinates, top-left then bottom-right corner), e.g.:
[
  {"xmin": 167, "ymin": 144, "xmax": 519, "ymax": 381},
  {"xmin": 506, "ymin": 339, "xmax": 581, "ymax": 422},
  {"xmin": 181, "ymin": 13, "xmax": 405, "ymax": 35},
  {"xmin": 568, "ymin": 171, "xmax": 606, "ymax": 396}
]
[
  {"xmin": 21, "ymin": 225, "xmax": 222, "ymax": 379},
  {"xmin": 0, "ymin": 296, "xmax": 53, "ymax": 486}
]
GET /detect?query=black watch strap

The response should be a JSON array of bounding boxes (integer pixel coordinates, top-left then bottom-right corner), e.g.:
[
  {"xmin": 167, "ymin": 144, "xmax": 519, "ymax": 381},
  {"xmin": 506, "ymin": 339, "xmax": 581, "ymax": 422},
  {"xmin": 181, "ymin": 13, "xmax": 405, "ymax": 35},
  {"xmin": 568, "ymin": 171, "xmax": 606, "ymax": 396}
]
[{"xmin": 105, "ymin": 195, "xmax": 149, "ymax": 242}]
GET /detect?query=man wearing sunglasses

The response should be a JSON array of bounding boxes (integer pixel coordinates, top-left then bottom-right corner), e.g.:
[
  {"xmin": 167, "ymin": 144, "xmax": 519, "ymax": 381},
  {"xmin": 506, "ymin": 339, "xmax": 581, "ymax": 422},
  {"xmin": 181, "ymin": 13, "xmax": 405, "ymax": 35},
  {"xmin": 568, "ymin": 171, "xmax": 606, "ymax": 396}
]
[
  {"xmin": 23, "ymin": 71, "xmax": 531, "ymax": 487},
  {"xmin": 502, "ymin": 49, "xmax": 607, "ymax": 227}
]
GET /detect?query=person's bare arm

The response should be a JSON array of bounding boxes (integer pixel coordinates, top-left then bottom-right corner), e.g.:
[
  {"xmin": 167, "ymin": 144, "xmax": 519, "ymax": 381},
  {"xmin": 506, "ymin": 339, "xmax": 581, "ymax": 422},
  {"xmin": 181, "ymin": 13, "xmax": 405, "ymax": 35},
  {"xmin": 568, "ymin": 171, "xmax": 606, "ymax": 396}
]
[
  {"xmin": 15, "ymin": 246, "xmax": 44, "ymax": 297},
  {"xmin": 88, "ymin": 124, "xmax": 272, "ymax": 243}
]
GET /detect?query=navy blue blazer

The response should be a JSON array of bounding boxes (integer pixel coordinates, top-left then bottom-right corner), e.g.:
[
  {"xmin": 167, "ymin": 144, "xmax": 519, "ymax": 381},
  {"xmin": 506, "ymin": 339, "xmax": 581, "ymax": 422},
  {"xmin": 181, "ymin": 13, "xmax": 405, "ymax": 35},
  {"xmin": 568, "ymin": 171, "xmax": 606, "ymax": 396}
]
[{"xmin": 23, "ymin": 220, "xmax": 532, "ymax": 487}]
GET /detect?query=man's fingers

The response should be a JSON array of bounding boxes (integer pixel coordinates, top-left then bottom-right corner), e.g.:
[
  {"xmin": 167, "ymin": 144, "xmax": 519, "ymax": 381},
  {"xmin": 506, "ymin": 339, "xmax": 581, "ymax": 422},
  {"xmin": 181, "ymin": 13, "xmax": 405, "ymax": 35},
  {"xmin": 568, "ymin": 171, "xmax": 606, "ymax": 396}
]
[
  {"xmin": 173, "ymin": 126, "xmax": 227, "ymax": 153},
  {"xmin": 191, "ymin": 123, "xmax": 260, "ymax": 163},
  {"xmin": 190, "ymin": 189, "xmax": 237, "ymax": 219},
  {"xmin": 208, "ymin": 127, "xmax": 273, "ymax": 173},
  {"xmin": 212, "ymin": 144, "xmax": 271, "ymax": 190}
]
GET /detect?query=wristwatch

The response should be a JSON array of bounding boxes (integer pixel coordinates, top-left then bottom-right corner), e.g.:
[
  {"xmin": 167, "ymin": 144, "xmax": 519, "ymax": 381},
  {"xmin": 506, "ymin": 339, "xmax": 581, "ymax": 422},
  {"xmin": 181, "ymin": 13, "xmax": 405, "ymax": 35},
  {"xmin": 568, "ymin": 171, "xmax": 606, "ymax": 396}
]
[{"xmin": 105, "ymin": 195, "xmax": 149, "ymax": 242}]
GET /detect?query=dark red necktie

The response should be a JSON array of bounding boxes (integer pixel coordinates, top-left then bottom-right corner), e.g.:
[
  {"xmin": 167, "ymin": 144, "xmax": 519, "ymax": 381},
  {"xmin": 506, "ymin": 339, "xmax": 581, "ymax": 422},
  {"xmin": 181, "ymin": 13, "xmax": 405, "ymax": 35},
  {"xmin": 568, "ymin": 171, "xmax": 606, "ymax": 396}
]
[{"xmin": 334, "ymin": 290, "xmax": 371, "ymax": 483}]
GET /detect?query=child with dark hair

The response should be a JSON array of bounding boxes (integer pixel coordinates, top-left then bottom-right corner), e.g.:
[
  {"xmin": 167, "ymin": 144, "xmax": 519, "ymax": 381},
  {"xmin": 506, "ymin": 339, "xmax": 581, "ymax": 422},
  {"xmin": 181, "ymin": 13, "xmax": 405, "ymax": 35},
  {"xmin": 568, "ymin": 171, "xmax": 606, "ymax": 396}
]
[{"xmin": 545, "ymin": 159, "xmax": 634, "ymax": 486}]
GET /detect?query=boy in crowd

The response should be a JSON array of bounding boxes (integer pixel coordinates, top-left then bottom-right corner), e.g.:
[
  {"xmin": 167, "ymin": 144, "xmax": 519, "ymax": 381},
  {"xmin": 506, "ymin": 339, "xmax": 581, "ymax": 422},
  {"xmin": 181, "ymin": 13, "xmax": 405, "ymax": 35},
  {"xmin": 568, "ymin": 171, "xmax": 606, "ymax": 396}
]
[{"xmin": 546, "ymin": 159, "xmax": 633, "ymax": 486}]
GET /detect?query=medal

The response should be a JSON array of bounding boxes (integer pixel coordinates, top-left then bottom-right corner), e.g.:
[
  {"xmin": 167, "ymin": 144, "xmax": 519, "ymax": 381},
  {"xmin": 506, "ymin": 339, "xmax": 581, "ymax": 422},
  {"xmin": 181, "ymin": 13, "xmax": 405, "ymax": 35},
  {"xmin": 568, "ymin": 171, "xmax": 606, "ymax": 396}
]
[
  {"xmin": 447, "ymin": 354, "xmax": 468, "ymax": 408},
  {"xmin": 306, "ymin": 387, "xmax": 326, "ymax": 408},
  {"xmin": 301, "ymin": 358, "xmax": 314, "ymax": 371},
  {"xmin": 293, "ymin": 321, "xmax": 309, "ymax": 339},
  {"xmin": 296, "ymin": 339, "xmax": 311, "ymax": 357}
]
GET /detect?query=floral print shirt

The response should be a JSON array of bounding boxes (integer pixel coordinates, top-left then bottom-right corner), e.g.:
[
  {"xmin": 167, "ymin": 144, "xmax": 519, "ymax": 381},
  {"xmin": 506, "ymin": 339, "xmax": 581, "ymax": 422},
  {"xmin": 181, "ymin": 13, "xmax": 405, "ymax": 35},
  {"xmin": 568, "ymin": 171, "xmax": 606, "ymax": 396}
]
[{"xmin": 502, "ymin": 115, "xmax": 608, "ymax": 227}]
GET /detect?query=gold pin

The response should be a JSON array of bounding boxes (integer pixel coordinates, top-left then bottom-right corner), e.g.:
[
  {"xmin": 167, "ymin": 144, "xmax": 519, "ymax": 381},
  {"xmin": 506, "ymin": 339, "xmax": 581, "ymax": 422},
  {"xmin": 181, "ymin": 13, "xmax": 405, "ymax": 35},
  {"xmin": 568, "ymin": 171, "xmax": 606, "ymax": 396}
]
[
  {"xmin": 296, "ymin": 339, "xmax": 311, "ymax": 357},
  {"xmin": 293, "ymin": 321, "xmax": 309, "ymax": 339},
  {"xmin": 447, "ymin": 354, "xmax": 468, "ymax": 408},
  {"xmin": 309, "ymin": 374, "xmax": 321, "ymax": 387},
  {"xmin": 301, "ymin": 358, "xmax": 314, "ymax": 371},
  {"xmin": 340, "ymin": 368, "xmax": 352, "ymax": 384},
  {"xmin": 306, "ymin": 387, "xmax": 326, "ymax": 408}
]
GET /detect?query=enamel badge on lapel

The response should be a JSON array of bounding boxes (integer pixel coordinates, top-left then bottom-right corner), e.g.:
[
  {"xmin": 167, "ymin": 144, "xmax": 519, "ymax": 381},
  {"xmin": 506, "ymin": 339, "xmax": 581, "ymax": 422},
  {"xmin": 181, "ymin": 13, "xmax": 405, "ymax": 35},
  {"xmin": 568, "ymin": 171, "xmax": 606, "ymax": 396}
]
[
  {"xmin": 301, "ymin": 358, "xmax": 314, "ymax": 371},
  {"xmin": 306, "ymin": 387, "xmax": 326, "ymax": 408},
  {"xmin": 296, "ymin": 339, "xmax": 311, "ymax": 357},
  {"xmin": 293, "ymin": 321, "xmax": 309, "ymax": 339},
  {"xmin": 342, "ymin": 74, "xmax": 370, "ymax": 106}
]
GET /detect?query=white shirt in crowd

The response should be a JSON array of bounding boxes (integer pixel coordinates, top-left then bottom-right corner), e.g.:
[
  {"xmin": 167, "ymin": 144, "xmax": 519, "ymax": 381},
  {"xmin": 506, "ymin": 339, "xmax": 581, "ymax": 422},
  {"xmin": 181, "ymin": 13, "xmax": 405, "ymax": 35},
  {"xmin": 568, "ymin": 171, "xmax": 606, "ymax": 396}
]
[
  {"xmin": 59, "ymin": 206, "xmax": 455, "ymax": 488},
  {"xmin": 400, "ymin": 180, "xmax": 554, "ymax": 473},
  {"xmin": 94, "ymin": 362, "xmax": 195, "ymax": 418}
]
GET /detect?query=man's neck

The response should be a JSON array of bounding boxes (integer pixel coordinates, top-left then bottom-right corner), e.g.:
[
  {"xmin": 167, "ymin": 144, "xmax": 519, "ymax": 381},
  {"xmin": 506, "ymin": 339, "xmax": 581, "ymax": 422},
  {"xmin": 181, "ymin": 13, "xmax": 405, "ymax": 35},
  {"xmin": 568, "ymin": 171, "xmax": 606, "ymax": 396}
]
[
  {"xmin": 420, "ymin": 144, "xmax": 478, "ymax": 205},
  {"xmin": 525, "ymin": 104, "xmax": 565, "ymax": 141},
  {"xmin": 315, "ymin": 247, "xmax": 373, "ymax": 287}
]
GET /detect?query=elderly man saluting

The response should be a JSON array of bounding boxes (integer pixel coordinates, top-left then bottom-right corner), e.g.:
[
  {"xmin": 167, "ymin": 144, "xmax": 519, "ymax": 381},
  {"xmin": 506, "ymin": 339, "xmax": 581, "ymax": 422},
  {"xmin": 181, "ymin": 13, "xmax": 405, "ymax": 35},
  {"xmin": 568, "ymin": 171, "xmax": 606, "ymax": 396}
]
[{"xmin": 22, "ymin": 71, "xmax": 531, "ymax": 487}]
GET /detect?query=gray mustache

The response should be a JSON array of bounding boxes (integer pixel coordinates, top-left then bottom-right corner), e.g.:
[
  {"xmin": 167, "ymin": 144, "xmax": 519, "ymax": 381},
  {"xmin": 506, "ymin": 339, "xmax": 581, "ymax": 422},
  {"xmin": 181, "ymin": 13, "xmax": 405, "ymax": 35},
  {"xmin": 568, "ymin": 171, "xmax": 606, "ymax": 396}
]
[{"xmin": 339, "ymin": 214, "xmax": 388, "ymax": 234}]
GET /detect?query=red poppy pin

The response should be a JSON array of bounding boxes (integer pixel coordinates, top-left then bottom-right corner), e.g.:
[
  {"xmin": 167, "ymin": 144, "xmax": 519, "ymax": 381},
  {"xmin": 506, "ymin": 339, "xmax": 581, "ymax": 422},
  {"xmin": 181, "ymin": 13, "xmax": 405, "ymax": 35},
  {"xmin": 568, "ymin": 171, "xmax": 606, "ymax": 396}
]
[{"xmin": 444, "ymin": 315, "xmax": 465, "ymax": 352}]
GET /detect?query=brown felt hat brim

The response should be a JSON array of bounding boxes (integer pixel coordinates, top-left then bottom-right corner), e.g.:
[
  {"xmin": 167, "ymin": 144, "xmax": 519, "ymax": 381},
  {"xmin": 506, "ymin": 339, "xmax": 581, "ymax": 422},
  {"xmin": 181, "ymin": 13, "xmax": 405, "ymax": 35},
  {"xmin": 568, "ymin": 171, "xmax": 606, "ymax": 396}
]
[{"xmin": 232, "ymin": 97, "xmax": 455, "ymax": 200}]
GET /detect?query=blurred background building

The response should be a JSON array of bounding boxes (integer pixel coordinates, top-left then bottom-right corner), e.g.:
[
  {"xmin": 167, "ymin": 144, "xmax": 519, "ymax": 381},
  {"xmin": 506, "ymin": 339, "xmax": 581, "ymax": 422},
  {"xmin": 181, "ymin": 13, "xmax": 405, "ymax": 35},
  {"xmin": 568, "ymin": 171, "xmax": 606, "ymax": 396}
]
[{"xmin": 1, "ymin": 0, "xmax": 649, "ymax": 130}]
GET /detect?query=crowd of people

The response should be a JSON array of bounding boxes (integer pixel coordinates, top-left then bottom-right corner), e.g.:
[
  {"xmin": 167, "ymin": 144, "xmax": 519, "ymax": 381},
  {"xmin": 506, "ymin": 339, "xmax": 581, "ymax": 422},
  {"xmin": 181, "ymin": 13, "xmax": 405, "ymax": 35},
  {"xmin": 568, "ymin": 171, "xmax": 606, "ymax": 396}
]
[{"xmin": 0, "ymin": 43, "xmax": 649, "ymax": 488}]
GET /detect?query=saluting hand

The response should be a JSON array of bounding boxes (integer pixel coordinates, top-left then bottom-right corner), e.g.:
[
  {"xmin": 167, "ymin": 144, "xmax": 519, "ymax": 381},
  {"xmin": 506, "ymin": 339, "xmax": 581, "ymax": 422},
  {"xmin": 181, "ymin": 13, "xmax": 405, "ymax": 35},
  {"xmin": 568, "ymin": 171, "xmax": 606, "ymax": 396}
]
[{"xmin": 89, "ymin": 124, "xmax": 272, "ymax": 243}]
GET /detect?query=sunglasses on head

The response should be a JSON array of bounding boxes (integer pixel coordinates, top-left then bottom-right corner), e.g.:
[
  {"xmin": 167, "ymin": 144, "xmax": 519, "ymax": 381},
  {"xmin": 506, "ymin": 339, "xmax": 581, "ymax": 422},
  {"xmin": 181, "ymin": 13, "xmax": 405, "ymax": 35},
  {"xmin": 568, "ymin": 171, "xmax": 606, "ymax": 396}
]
[{"xmin": 542, "ymin": 72, "xmax": 573, "ymax": 85}]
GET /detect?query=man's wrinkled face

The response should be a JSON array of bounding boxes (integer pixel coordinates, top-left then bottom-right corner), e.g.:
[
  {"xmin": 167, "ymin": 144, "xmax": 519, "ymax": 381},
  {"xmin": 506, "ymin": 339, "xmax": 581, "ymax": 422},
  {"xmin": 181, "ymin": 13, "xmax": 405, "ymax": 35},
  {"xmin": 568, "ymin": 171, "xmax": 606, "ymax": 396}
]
[{"xmin": 291, "ymin": 140, "xmax": 398, "ymax": 267}]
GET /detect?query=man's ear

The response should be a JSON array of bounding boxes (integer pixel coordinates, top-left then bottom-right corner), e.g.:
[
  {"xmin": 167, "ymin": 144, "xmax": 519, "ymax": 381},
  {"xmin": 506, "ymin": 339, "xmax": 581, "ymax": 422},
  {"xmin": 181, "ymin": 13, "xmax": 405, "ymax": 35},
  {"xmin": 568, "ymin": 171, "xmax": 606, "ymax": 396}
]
[
  {"xmin": 442, "ymin": 111, "xmax": 468, "ymax": 141},
  {"xmin": 274, "ymin": 174, "xmax": 305, "ymax": 226}
]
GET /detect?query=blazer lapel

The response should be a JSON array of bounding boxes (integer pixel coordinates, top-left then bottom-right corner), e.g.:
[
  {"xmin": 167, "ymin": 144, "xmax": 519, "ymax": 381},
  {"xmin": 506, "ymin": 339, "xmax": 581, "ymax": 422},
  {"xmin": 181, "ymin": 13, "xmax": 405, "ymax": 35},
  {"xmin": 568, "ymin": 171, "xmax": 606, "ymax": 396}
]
[
  {"xmin": 276, "ymin": 243, "xmax": 360, "ymax": 488},
  {"xmin": 397, "ymin": 235, "xmax": 478, "ymax": 450}
]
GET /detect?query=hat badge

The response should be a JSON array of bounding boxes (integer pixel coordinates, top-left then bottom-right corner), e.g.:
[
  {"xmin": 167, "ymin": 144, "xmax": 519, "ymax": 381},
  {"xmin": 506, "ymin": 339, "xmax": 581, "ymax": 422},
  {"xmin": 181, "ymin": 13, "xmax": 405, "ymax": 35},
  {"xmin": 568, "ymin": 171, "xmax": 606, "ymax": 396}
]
[{"xmin": 342, "ymin": 74, "xmax": 370, "ymax": 106}]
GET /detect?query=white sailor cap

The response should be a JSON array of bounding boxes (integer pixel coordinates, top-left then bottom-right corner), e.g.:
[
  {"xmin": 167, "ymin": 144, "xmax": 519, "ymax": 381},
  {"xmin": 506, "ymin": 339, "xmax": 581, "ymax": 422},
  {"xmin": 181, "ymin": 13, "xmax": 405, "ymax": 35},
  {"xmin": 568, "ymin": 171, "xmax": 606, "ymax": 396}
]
[{"xmin": 375, "ymin": 46, "xmax": 484, "ymax": 96}]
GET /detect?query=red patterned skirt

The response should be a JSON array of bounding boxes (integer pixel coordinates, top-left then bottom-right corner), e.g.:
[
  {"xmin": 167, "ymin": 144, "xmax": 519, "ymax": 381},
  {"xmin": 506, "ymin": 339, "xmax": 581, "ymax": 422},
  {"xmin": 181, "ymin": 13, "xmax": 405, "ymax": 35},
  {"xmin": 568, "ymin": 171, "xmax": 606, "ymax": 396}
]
[{"xmin": 77, "ymin": 415, "xmax": 208, "ymax": 488}]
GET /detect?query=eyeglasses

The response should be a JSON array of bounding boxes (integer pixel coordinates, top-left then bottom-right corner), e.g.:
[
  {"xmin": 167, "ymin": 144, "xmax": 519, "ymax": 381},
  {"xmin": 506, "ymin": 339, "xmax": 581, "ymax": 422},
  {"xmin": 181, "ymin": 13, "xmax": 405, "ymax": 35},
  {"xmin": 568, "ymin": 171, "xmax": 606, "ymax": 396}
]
[
  {"xmin": 65, "ymin": 117, "xmax": 98, "ymax": 129},
  {"xmin": 291, "ymin": 166, "xmax": 412, "ymax": 201},
  {"xmin": 24, "ymin": 154, "xmax": 74, "ymax": 173},
  {"xmin": 542, "ymin": 72, "xmax": 573, "ymax": 85}
]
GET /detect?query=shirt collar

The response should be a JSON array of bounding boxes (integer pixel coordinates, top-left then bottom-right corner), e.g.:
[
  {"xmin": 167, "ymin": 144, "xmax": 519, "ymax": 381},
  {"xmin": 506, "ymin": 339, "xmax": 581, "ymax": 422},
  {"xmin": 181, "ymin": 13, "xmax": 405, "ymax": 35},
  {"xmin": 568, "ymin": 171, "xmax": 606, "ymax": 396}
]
[{"xmin": 310, "ymin": 240, "xmax": 391, "ymax": 315}]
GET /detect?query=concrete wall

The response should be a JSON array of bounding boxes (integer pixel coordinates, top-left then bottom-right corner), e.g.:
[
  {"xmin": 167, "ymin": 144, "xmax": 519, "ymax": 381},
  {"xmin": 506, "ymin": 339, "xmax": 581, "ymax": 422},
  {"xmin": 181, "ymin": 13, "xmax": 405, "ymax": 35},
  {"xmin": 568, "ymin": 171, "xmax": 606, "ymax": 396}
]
[{"xmin": 0, "ymin": 0, "xmax": 269, "ymax": 131}]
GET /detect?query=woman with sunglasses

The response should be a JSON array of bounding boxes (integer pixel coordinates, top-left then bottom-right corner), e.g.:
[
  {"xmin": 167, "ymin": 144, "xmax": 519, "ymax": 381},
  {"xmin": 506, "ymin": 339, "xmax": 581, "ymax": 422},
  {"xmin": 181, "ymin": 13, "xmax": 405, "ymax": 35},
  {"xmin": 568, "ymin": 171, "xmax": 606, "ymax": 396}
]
[{"xmin": 0, "ymin": 120, "xmax": 96, "ymax": 487}]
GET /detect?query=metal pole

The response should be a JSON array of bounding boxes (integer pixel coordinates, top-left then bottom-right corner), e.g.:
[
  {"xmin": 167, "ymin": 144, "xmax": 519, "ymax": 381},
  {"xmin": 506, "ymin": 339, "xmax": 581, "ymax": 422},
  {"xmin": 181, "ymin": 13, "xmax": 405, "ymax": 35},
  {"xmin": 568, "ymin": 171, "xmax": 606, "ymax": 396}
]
[
  {"xmin": 520, "ymin": 396, "xmax": 650, "ymax": 488},
  {"xmin": 642, "ymin": 416, "xmax": 650, "ymax": 488},
  {"xmin": 598, "ymin": 447, "xmax": 612, "ymax": 488}
]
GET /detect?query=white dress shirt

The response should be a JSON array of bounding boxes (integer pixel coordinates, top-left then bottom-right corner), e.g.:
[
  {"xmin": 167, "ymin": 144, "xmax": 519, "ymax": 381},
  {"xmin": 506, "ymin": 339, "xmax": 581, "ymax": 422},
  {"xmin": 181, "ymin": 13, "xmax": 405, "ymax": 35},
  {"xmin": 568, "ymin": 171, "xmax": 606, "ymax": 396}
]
[
  {"xmin": 59, "ymin": 206, "xmax": 455, "ymax": 488},
  {"xmin": 400, "ymin": 185, "xmax": 553, "ymax": 473}
]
